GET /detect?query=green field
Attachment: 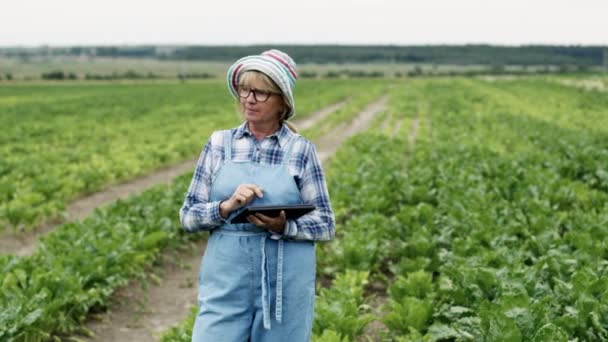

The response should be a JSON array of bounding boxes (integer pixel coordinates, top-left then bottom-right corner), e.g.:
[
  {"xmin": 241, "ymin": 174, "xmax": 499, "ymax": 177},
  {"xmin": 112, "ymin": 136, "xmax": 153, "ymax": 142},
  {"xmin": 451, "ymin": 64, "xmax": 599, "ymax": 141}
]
[
  {"xmin": 0, "ymin": 79, "xmax": 384, "ymax": 231},
  {"xmin": 162, "ymin": 77, "xmax": 608, "ymax": 341},
  {"xmin": 1, "ymin": 76, "xmax": 607, "ymax": 341}
]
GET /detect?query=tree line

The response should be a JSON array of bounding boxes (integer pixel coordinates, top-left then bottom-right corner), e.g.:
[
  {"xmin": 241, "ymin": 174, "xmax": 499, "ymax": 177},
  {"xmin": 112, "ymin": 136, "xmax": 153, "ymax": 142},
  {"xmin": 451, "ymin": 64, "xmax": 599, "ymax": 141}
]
[{"xmin": 1, "ymin": 44, "xmax": 606, "ymax": 66}]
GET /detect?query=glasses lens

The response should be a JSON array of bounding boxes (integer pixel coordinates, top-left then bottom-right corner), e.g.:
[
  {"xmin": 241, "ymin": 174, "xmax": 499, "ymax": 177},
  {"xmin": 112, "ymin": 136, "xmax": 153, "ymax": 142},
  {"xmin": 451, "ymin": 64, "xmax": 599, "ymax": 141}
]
[
  {"xmin": 254, "ymin": 90, "xmax": 270, "ymax": 102},
  {"xmin": 238, "ymin": 87, "xmax": 251, "ymax": 99},
  {"xmin": 238, "ymin": 87, "xmax": 273, "ymax": 102}
]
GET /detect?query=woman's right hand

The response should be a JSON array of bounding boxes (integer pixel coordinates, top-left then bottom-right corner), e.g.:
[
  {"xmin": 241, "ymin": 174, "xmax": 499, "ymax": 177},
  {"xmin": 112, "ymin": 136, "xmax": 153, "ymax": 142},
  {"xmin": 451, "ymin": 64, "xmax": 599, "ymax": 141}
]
[{"xmin": 219, "ymin": 184, "xmax": 264, "ymax": 218}]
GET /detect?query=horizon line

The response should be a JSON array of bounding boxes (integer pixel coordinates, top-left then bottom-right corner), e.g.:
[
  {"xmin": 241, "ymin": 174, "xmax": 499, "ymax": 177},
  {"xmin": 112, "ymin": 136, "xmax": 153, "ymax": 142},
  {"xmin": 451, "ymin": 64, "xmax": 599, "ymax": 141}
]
[{"xmin": 2, "ymin": 42, "xmax": 608, "ymax": 49}]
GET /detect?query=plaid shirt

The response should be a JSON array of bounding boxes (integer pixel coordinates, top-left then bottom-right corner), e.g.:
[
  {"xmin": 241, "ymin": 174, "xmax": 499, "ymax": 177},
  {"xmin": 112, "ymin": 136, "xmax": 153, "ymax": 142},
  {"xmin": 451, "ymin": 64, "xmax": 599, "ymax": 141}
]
[{"xmin": 180, "ymin": 122, "xmax": 335, "ymax": 241}]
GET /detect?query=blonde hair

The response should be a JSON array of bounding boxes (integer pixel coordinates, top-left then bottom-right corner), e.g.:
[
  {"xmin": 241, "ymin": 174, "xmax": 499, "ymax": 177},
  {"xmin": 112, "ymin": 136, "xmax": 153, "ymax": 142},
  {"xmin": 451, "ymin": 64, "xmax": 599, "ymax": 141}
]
[{"xmin": 237, "ymin": 71, "xmax": 298, "ymax": 133}]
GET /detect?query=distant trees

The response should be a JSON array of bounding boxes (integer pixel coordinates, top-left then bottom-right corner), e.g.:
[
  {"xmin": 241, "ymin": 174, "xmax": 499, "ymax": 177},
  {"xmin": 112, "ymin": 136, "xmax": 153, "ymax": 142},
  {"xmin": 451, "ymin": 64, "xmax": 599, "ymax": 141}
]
[
  {"xmin": 177, "ymin": 72, "xmax": 214, "ymax": 81},
  {"xmin": 1, "ymin": 45, "xmax": 606, "ymax": 66},
  {"xmin": 33, "ymin": 70, "xmax": 220, "ymax": 81},
  {"xmin": 84, "ymin": 70, "xmax": 161, "ymax": 80},
  {"xmin": 41, "ymin": 71, "xmax": 77, "ymax": 80},
  {"xmin": 165, "ymin": 45, "xmax": 605, "ymax": 66},
  {"xmin": 0, "ymin": 44, "xmax": 600, "ymax": 82},
  {"xmin": 300, "ymin": 71, "xmax": 318, "ymax": 78},
  {"xmin": 27, "ymin": 63, "xmax": 598, "ymax": 82},
  {"xmin": 38, "ymin": 70, "xmax": 172, "ymax": 80}
]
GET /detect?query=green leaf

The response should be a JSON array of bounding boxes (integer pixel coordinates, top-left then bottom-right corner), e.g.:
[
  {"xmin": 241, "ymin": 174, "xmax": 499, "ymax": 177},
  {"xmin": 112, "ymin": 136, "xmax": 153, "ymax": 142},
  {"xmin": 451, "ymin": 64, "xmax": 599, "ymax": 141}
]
[
  {"xmin": 532, "ymin": 323, "xmax": 568, "ymax": 342},
  {"xmin": 480, "ymin": 303, "xmax": 522, "ymax": 342},
  {"xmin": 140, "ymin": 231, "xmax": 168, "ymax": 249},
  {"xmin": 22, "ymin": 309, "xmax": 43, "ymax": 325}
]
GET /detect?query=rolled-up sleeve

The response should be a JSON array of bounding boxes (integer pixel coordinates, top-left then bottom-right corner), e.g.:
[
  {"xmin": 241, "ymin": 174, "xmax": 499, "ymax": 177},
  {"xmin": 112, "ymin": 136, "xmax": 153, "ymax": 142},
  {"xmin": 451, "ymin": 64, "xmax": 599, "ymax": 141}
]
[
  {"xmin": 282, "ymin": 143, "xmax": 335, "ymax": 241},
  {"xmin": 179, "ymin": 134, "xmax": 224, "ymax": 232}
]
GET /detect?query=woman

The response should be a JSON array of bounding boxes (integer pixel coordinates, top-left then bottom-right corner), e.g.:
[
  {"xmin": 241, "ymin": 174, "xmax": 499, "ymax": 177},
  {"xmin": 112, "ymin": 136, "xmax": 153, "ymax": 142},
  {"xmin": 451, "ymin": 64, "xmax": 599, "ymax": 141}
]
[{"xmin": 179, "ymin": 49, "xmax": 335, "ymax": 341}]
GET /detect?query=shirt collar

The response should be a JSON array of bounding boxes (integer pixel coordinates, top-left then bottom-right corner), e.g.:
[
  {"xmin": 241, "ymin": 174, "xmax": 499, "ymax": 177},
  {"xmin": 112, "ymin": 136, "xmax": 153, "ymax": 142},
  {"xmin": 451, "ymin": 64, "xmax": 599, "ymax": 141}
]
[
  {"xmin": 234, "ymin": 122, "xmax": 293, "ymax": 147},
  {"xmin": 234, "ymin": 122, "xmax": 250, "ymax": 139}
]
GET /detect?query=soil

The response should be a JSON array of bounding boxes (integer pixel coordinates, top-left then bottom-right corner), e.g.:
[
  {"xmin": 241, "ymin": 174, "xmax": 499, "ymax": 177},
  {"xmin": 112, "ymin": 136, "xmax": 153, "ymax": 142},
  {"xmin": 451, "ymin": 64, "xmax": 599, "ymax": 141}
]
[
  {"xmin": 297, "ymin": 98, "xmax": 349, "ymax": 131},
  {"xmin": 316, "ymin": 96, "xmax": 388, "ymax": 163},
  {"xmin": 82, "ymin": 240, "xmax": 206, "ymax": 342},
  {"xmin": 0, "ymin": 159, "xmax": 197, "ymax": 256}
]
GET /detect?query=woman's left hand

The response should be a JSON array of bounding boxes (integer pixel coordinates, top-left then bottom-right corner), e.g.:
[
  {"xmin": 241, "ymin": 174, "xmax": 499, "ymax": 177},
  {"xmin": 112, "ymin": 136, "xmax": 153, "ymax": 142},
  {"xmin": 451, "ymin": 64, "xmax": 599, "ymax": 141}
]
[{"xmin": 247, "ymin": 211, "xmax": 287, "ymax": 234}]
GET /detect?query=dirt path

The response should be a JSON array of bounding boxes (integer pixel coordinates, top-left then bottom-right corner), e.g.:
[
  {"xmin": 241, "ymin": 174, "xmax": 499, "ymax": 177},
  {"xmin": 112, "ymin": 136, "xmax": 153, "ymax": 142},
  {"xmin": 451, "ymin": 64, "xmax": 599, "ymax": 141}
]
[
  {"xmin": 82, "ymin": 240, "xmax": 206, "ymax": 342},
  {"xmin": 558, "ymin": 79, "xmax": 606, "ymax": 92},
  {"xmin": 0, "ymin": 100, "xmax": 348, "ymax": 257},
  {"xmin": 297, "ymin": 98, "xmax": 349, "ymax": 131},
  {"xmin": 358, "ymin": 296, "xmax": 388, "ymax": 342},
  {"xmin": 0, "ymin": 160, "xmax": 198, "ymax": 256},
  {"xmin": 316, "ymin": 96, "xmax": 388, "ymax": 163},
  {"xmin": 76, "ymin": 96, "xmax": 387, "ymax": 342}
]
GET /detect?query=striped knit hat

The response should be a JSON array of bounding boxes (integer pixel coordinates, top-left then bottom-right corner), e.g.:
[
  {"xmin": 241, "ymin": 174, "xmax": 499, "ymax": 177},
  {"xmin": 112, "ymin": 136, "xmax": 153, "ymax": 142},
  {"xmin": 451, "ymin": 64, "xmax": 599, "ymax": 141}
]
[{"xmin": 227, "ymin": 49, "xmax": 298, "ymax": 120}]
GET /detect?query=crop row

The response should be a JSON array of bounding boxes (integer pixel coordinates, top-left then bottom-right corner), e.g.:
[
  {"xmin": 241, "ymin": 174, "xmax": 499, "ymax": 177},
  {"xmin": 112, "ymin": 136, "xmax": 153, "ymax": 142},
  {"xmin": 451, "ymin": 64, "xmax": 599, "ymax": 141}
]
[
  {"xmin": 232, "ymin": 77, "xmax": 607, "ymax": 341},
  {"xmin": 382, "ymin": 79, "xmax": 608, "ymax": 340},
  {"xmin": 0, "ymin": 172, "xmax": 195, "ymax": 341},
  {"xmin": 312, "ymin": 78, "xmax": 608, "ymax": 341},
  {"xmin": 0, "ymin": 79, "xmax": 376, "ymax": 231}
]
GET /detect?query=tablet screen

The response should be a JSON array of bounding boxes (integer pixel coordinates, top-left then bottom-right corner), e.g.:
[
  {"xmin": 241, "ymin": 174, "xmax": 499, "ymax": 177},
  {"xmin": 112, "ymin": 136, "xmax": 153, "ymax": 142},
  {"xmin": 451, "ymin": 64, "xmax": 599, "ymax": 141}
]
[{"xmin": 230, "ymin": 204, "xmax": 316, "ymax": 224}]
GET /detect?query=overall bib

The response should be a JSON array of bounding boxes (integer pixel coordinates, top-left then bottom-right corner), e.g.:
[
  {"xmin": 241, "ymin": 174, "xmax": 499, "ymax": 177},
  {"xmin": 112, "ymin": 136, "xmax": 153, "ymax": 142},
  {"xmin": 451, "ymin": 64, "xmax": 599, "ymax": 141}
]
[{"xmin": 192, "ymin": 131, "xmax": 316, "ymax": 342}]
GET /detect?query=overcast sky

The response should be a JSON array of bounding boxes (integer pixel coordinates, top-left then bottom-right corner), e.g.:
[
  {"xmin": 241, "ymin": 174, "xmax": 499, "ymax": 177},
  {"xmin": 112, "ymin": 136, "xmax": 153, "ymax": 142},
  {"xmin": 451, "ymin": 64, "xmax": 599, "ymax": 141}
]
[{"xmin": 2, "ymin": 0, "xmax": 607, "ymax": 46}]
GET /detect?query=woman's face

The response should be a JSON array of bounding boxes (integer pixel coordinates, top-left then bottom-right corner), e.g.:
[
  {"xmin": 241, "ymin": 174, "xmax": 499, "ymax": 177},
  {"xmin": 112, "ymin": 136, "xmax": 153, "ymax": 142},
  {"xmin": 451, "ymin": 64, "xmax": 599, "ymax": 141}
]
[{"xmin": 239, "ymin": 78, "xmax": 285, "ymax": 126}]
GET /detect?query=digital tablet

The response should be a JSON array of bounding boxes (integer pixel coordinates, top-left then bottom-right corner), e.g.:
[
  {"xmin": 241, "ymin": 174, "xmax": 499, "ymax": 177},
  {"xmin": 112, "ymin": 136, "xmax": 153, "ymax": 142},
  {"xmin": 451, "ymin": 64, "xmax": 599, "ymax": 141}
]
[{"xmin": 230, "ymin": 204, "xmax": 316, "ymax": 224}]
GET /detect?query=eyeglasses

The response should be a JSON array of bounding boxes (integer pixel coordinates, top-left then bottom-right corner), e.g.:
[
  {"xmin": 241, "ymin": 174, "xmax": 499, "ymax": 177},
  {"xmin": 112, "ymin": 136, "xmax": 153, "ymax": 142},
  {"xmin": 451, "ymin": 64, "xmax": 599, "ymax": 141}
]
[{"xmin": 238, "ymin": 87, "xmax": 278, "ymax": 102}]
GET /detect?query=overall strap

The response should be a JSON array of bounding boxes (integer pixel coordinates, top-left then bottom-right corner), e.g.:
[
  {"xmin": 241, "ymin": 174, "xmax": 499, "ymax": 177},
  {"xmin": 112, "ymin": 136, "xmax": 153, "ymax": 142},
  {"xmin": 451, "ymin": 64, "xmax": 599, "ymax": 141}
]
[
  {"xmin": 260, "ymin": 236, "xmax": 284, "ymax": 330},
  {"xmin": 223, "ymin": 129, "xmax": 233, "ymax": 162}
]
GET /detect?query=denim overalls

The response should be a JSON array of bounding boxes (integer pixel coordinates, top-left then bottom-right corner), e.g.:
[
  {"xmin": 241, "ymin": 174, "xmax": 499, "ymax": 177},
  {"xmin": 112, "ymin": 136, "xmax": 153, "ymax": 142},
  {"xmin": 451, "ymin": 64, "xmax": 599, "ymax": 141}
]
[{"xmin": 192, "ymin": 130, "xmax": 316, "ymax": 341}]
